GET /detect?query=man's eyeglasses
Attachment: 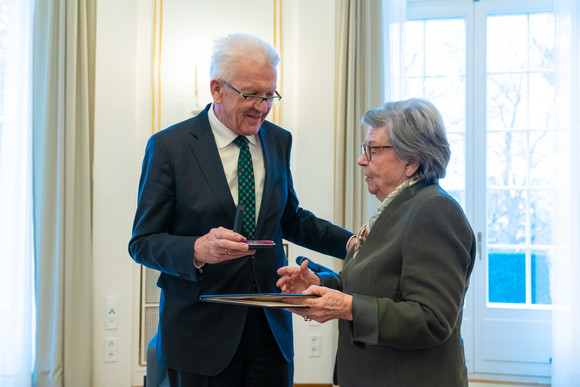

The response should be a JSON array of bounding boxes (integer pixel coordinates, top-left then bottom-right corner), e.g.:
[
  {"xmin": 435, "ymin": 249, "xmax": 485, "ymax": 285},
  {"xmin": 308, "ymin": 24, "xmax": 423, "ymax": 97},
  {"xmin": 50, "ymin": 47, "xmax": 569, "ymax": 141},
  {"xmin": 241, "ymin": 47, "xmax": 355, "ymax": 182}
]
[
  {"xmin": 222, "ymin": 80, "xmax": 282, "ymax": 107},
  {"xmin": 361, "ymin": 143, "xmax": 393, "ymax": 161}
]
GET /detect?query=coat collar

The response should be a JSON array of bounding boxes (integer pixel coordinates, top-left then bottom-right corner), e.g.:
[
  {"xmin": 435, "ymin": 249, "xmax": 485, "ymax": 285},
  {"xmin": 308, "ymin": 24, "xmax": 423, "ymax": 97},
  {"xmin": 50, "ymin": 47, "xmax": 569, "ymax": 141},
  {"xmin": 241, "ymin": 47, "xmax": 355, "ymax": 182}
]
[{"xmin": 188, "ymin": 104, "xmax": 237, "ymax": 222}]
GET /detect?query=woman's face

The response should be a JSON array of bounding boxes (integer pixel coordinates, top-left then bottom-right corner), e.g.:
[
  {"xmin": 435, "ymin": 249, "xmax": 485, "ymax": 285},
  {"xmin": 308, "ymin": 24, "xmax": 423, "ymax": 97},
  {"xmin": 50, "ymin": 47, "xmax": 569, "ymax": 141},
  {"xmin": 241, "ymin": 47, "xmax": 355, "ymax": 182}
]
[{"xmin": 357, "ymin": 126, "xmax": 418, "ymax": 202}]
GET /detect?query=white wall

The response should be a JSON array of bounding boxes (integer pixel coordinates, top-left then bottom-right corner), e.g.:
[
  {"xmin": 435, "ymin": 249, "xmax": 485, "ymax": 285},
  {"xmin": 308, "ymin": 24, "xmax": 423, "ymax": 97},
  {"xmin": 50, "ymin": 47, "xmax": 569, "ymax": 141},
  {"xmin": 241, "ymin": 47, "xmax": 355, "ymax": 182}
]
[
  {"xmin": 282, "ymin": 0, "xmax": 341, "ymax": 384},
  {"xmin": 93, "ymin": 0, "xmax": 142, "ymax": 386},
  {"xmin": 93, "ymin": 1, "xmax": 340, "ymax": 386}
]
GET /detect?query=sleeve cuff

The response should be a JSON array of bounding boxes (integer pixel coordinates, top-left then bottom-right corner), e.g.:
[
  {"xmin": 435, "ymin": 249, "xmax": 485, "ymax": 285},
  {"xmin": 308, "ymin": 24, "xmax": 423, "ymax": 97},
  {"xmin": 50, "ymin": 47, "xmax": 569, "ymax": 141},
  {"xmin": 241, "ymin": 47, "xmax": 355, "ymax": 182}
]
[{"xmin": 317, "ymin": 271, "xmax": 342, "ymax": 291}]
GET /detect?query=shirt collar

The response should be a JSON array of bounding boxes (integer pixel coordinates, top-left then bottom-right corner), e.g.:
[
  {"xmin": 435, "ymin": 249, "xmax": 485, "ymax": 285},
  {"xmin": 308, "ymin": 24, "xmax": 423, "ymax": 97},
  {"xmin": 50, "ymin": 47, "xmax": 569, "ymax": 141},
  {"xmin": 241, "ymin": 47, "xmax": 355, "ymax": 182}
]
[{"xmin": 208, "ymin": 103, "xmax": 259, "ymax": 149}]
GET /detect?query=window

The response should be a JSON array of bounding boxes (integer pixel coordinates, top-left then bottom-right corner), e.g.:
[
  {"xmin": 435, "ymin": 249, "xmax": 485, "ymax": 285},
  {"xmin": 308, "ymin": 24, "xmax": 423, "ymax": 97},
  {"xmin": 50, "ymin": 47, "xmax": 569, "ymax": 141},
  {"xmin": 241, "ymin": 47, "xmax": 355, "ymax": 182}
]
[
  {"xmin": 0, "ymin": 0, "xmax": 34, "ymax": 385},
  {"xmin": 485, "ymin": 12, "xmax": 555, "ymax": 306},
  {"xmin": 404, "ymin": 16, "xmax": 467, "ymax": 207},
  {"xmin": 395, "ymin": 0, "xmax": 554, "ymax": 381}
]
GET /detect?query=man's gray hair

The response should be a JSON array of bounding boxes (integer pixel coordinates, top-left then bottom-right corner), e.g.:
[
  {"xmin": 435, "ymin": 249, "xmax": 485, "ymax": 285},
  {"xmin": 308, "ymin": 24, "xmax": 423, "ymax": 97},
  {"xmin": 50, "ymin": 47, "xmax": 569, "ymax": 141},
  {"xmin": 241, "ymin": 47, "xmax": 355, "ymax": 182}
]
[
  {"xmin": 361, "ymin": 98, "xmax": 451, "ymax": 183},
  {"xmin": 210, "ymin": 33, "xmax": 280, "ymax": 82}
]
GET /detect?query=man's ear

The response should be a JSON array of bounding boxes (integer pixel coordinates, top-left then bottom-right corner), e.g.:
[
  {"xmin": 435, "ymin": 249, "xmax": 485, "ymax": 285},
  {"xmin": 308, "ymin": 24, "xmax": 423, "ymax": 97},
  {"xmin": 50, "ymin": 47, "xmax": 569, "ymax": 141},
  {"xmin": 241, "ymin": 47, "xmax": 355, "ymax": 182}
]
[{"xmin": 210, "ymin": 79, "xmax": 223, "ymax": 103}]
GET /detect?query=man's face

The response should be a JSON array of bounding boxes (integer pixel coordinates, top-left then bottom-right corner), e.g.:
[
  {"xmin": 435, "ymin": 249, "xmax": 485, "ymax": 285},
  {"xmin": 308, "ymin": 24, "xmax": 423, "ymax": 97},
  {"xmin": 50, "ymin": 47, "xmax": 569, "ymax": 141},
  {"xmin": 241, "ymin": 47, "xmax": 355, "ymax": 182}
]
[{"xmin": 211, "ymin": 58, "xmax": 277, "ymax": 136}]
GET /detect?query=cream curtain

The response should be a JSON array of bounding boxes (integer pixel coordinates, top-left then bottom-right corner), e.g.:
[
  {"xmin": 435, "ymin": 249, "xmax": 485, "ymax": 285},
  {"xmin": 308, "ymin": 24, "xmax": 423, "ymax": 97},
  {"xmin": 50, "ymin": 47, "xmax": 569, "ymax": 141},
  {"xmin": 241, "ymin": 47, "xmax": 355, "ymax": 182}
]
[
  {"xmin": 32, "ymin": 0, "xmax": 96, "ymax": 386},
  {"xmin": 552, "ymin": 0, "xmax": 580, "ymax": 385},
  {"xmin": 334, "ymin": 0, "xmax": 386, "ymax": 232}
]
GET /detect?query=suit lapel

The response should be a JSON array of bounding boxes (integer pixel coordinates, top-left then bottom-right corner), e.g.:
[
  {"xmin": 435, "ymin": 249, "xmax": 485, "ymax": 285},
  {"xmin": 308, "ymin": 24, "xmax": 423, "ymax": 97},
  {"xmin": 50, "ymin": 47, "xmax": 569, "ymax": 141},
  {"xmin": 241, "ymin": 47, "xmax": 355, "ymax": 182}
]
[
  {"xmin": 255, "ymin": 126, "xmax": 274, "ymax": 238},
  {"xmin": 188, "ymin": 107, "xmax": 237, "ymax": 222}
]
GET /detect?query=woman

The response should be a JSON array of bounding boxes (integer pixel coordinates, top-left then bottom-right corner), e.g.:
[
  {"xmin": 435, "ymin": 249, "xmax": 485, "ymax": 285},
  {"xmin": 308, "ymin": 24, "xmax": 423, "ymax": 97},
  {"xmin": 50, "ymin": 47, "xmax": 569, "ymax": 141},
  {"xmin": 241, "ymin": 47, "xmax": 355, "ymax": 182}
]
[{"xmin": 277, "ymin": 98, "xmax": 476, "ymax": 386}]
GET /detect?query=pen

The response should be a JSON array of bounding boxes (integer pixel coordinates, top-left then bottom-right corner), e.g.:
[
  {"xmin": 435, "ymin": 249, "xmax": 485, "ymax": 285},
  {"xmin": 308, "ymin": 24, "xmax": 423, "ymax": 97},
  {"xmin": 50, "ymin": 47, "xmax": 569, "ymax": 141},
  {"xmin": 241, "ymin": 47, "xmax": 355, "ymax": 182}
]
[{"xmin": 233, "ymin": 205, "xmax": 244, "ymax": 234}]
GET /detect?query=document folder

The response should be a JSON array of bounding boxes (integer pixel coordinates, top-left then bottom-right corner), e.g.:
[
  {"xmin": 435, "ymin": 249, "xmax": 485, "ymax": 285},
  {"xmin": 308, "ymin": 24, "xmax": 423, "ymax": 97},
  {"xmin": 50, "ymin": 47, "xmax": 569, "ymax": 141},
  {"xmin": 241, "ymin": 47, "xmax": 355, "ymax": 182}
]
[{"xmin": 200, "ymin": 293, "xmax": 317, "ymax": 308}]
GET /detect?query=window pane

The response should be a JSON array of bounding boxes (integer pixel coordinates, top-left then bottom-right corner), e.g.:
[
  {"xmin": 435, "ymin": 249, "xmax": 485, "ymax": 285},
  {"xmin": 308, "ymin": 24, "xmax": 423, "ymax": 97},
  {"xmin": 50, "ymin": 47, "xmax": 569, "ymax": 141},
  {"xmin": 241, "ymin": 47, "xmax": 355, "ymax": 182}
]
[
  {"xmin": 487, "ymin": 131, "xmax": 528, "ymax": 187},
  {"xmin": 0, "ymin": 60, "xmax": 4, "ymax": 117},
  {"xmin": 404, "ymin": 21, "xmax": 424, "ymax": 77},
  {"xmin": 529, "ymin": 13, "xmax": 555, "ymax": 71},
  {"xmin": 425, "ymin": 19, "xmax": 465, "ymax": 76},
  {"xmin": 530, "ymin": 189, "xmax": 553, "ymax": 245},
  {"xmin": 487, "ymin": 74, "xmax": 529, "ymax": 130},
  {"xmin": 531, "ymin": 251, "xmax": 552, "ymax": 305},
  {"xmin": 445, "ymin": 132, "xmax": 465, "ymax": 190},
  {"xmin": 488, "ymin": 249, "xmax": 526, "ymax": 303},
  {"xmin": 0, "ymin": 0, "xmax": 36, "ymax": 381},
  {"xmin": 529, "ymin": 73, "xmax": 554, "ymax": 130},
  {"xmin": 486, "ymin": 12, "xmax": 555, "ymax": 306},
  {"xmin": 529, "ymin": 131, "xmax": 554, "ymax": 186},
  {"xmin": 403, "ymin": 17, "xmax": 466, "ymax": 208},
  {"xmin": 487, "ymin": 15, "xmax": 528, "ymax": 72},
  {"xmin": 0, "ymin": 7, "xmax": 5, "ymax": 118},
  {"xmin": 487, "ymin": 189, "xmax": 526, "ymax": 245}
]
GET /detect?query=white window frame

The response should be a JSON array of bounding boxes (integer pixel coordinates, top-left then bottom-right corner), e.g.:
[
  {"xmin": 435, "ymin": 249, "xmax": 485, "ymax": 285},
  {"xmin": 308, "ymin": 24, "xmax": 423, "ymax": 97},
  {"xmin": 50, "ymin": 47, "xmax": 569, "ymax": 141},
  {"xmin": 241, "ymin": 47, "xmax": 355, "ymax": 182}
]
[{"xmin": 403, "ymin": 0, "xmax": 554, "ymax": 383}]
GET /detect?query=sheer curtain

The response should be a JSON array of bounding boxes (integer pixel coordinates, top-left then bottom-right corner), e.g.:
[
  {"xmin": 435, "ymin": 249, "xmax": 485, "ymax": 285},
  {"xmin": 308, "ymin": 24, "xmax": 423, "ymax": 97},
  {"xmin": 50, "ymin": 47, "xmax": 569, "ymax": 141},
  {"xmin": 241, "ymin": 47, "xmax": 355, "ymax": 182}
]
[
  {"xmin": 32, "ymin": 0, "xmax": 95, "ymax": 385},
  {"xmin": 0, "ymin": 0, "xmax": 35, "ymax": 386},
  {"xmin": 552, "ymin": 0, "xmax": 580, "ymax": 385}
]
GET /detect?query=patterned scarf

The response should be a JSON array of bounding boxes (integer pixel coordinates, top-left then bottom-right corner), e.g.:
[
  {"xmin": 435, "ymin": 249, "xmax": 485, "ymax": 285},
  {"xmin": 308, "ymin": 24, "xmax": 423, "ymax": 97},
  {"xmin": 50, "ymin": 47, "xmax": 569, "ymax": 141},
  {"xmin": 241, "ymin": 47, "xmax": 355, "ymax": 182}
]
[{"xmin": 352, "ymin": 177, "xmax": 420, "ymax": 259}]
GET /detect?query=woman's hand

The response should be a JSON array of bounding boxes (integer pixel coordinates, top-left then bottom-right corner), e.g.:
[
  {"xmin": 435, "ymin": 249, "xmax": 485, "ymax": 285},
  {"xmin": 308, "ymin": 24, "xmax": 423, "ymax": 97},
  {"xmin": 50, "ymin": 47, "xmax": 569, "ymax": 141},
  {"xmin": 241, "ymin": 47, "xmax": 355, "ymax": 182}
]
[
  {"xmin": 287, "ymin": 285, "xmax": 353, "ymax": 323},
  {"xmin": 276, "ymin": 259, "xmax": 320, "ymax": 294}
]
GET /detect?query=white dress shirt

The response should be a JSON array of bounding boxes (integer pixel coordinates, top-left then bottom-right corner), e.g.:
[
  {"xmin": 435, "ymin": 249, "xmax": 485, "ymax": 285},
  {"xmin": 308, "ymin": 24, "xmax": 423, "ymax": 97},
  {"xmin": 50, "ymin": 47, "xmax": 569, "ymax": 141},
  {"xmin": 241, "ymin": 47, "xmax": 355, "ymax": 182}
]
[{"xmin": 208, "ymin": 103, "xmax": 265, "ymax": 223}]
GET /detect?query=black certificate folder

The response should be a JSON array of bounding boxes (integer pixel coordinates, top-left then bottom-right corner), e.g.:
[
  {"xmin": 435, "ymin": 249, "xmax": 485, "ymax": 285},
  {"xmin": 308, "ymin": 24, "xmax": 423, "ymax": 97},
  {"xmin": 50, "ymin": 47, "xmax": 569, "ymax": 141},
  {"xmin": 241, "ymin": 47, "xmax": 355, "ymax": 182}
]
[{"xmin": 200, "ymin": 293, "xmax": 317, "ymax": 308}]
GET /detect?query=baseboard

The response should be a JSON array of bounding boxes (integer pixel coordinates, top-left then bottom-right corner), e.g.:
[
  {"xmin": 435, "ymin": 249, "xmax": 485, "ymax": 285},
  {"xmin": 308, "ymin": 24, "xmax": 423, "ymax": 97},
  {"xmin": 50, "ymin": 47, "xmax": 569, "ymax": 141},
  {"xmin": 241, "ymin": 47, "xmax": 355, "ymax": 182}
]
[
  {"xmin": 295, "ymin": 381, "xmax": 549, "ymax": 387},
  {"xmin": 470, "ymin": 380, "xmax": 550, "ymax": 386}
]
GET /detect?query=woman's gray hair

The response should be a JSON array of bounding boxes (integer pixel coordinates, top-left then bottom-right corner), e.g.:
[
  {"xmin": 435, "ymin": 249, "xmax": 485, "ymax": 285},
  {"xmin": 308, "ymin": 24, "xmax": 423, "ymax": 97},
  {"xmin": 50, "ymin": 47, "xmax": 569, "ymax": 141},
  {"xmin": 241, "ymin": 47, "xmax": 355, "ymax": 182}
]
[
  {"xmin": 361, "ymin": 98, "xmax": 450, "ymax": 183},
  {"xmin": 210, "ymin": 33, "xmax": 280, "ymax": 82}
]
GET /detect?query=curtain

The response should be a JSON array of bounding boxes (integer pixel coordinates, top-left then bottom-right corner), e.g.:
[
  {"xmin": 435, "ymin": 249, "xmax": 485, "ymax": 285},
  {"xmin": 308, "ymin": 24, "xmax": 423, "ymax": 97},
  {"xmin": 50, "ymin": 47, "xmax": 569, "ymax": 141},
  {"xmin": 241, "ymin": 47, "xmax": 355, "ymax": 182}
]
[
  {"xmin": 0, "ymin": 0, "xmax": 34, "ymax": 386},
  {"xmin": 334, "ymin": 0, "xmax": 387, "ymax": 232},
  {"xmin": 32, "ymin": 0, "xmax": 96, "ymax": 386},
  {"xmin": 552, "ymin": 0, "xmax": 580, "ymax": 385}
]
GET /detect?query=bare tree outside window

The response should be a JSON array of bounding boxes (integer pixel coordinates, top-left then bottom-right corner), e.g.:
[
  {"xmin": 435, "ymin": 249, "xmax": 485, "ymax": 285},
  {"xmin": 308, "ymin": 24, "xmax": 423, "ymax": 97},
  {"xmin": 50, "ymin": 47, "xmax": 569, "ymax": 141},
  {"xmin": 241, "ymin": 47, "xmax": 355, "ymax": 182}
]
[
  {"xmin": 486, "ymin": 12, "xmax": 555, "ymax": 305},
  {"xmin": 403, "ymin": 12, "xmax": 555, "ymax": 307}
]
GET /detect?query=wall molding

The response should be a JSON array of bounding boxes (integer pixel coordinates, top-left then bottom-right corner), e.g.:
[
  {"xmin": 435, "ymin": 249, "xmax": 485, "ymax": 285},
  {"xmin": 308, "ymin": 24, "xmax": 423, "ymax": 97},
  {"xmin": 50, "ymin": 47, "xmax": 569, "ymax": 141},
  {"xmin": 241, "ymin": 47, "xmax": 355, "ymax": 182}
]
[{"xmin": 151, "ymin": 0, "xmax": 283, "ymax": 132}]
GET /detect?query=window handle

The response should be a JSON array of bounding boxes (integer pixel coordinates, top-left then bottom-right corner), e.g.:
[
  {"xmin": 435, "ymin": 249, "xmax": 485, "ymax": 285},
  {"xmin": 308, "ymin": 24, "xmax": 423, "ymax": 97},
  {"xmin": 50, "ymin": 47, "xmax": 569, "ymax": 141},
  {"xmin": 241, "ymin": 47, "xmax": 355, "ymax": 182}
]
[{"xmin": 477, "ymin": 232, "xmax": 482, "ymax": 260}]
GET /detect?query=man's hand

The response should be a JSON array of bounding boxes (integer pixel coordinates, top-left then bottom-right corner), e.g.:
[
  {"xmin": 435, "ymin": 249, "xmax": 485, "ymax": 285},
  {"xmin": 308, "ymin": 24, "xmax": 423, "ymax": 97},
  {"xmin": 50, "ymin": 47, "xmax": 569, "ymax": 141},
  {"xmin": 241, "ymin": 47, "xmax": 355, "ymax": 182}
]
[
  {"xmin": 276, "ymin": 259, "xmax": 321, "ymax": 294},
  {"xmin": 193, "ymin": 227, "xmax": 255, "ymax": 265}
]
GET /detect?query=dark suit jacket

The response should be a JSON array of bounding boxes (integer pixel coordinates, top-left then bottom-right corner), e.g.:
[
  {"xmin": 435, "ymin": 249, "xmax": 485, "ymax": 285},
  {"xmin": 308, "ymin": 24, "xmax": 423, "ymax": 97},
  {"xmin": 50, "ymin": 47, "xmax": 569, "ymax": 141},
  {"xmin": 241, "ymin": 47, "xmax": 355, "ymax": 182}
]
[
  {"xmin": 129, "ymin": 105, "xmax": 352, "ymax": 375},
  {"xmin": 319, "ymin": 182, "xmax": 476, "ymax": 387}
]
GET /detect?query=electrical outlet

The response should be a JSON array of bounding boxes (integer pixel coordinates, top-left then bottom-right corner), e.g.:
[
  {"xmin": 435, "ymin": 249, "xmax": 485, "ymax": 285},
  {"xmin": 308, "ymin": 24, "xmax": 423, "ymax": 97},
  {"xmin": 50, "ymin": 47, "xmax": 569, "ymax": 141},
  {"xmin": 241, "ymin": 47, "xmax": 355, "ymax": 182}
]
[
  {"xmin": 104, "ymin": 338, "xmax": 118, "ymax": 362},
  {"xmin": 308, "ymin": 334, "xmax": 320, "ymax": 357}
]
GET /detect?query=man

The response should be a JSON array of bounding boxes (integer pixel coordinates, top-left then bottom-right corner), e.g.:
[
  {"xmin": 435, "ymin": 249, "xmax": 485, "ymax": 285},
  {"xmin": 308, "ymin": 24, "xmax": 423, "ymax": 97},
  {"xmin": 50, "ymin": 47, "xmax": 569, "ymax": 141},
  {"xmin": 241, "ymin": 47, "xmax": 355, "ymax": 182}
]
[{"xmin": 129, "ymin": 33, "xmax": 353, "ymax": 387}]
